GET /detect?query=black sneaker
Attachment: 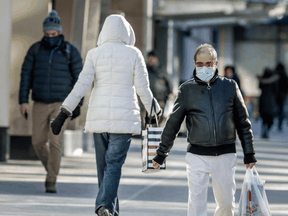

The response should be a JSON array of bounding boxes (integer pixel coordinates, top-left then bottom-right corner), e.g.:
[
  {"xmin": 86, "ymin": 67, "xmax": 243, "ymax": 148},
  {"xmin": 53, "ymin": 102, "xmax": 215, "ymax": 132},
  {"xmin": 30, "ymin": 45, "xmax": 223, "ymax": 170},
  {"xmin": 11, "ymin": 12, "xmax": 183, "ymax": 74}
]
[
  {"xmin": 97, "ymin": 206, "xmax": 113, "ymax": 216},
  {"xmin": 45, "ymin": 181, "xmax": 57, "ymax": 193}
]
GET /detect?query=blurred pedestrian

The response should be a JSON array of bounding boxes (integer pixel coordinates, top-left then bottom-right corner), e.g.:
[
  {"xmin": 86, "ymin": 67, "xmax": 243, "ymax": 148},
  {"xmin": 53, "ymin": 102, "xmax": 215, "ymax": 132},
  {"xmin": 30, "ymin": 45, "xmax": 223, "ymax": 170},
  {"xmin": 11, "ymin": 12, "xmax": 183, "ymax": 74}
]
[
  {"xmin": 50, "ymin": 14, "xmax": 161, "ymax": 216},
  {"xmin": 258, "ymin": 68, "xmax": 278, "ymax": 138},
  {"xmin": 274, "ymin": 63, "xmax": 288, "ymax": 132},
  {"xmin": 152, "ymin": 43, "xmax": 257, "ymax": 216},
  {"xmin": 224, "ymin": 65, "xmax": 243, "ymax": 94},
  {"xmin": 258, "ymin": 63, "xmax": 288, "ymax": 132},
  {"xmin": 146, "ymin": 51, "xmax": 174, "ymax": 125},
  {"xmin": 19, "ymin": 10, "xmax": 83, "ymax": 193}
]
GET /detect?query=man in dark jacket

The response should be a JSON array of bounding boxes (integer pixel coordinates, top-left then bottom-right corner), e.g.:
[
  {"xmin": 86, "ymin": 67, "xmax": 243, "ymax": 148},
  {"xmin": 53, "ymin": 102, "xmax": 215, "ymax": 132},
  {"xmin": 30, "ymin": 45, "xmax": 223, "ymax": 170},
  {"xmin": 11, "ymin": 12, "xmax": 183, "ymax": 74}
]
[
  {"xmin": 19, "ymin": 10, "xmax": 83, "ymax": 193},
  {"xmin": 274, "ymin": 63, "xmax": 288, "ymax": 132},
  {"xmin": 258, "ymin": 68, "xmax": 278, "ymax": 138},
  {"xmin": 152, "ymin": 44, "xmax": 257, "ymax": 216},
  {"xmin": 146, "ymin": 51, "xmax": 173, "ymax": 125}
]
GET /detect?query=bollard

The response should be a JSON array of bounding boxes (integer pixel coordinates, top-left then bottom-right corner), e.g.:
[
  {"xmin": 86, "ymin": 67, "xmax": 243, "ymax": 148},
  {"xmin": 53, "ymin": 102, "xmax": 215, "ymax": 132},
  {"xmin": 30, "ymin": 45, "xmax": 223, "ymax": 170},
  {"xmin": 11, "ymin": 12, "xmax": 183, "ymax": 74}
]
[{"xmin": 0, "ymin": 128, "xmax": 9, "ymax": 162}]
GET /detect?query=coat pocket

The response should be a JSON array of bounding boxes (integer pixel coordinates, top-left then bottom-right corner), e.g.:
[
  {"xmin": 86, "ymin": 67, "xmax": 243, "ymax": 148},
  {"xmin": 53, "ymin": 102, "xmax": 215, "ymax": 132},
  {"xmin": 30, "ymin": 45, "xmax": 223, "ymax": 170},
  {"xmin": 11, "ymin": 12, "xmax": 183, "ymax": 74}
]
[
  {"xmin": 188, "ymin": 115, "xmax": 211, "ymax": 143},
  {"xmin": 219, "ymin": 111, "xmax": 236, "ymax": 142}
]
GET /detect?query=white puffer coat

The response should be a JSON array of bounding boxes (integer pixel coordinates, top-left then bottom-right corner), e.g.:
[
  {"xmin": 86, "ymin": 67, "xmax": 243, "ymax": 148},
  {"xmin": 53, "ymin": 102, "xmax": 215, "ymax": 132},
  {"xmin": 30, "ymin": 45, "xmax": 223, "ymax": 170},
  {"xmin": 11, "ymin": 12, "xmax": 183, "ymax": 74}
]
[{"xmin": 62, "ymin": 14, "xmax": 161, "ymax": 134}]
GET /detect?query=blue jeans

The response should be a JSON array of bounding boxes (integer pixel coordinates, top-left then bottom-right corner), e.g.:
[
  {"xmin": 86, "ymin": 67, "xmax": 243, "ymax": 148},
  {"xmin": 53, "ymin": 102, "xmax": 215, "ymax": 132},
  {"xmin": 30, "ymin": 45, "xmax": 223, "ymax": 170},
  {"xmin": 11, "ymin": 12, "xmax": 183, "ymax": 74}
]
[{"xmin": 93, "ymin": 133, "xmax": 132, "ymax": 216}]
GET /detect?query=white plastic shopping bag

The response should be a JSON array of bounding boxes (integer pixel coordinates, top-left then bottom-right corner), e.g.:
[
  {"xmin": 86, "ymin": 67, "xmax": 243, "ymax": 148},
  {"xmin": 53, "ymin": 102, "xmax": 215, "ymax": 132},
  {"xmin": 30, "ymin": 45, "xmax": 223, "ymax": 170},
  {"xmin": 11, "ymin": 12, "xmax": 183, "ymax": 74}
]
[{"xmin": 238, "ymin": 167, "xmax": 271, "ymax": 216}]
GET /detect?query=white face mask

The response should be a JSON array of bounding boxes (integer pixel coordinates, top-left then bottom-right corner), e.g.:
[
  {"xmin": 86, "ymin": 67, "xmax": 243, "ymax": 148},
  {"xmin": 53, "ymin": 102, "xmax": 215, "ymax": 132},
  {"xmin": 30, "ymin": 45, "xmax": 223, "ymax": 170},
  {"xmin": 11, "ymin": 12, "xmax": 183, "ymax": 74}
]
[{"xmin": 196, "ymin": 66, "xmax": 215, "ymax": 82}]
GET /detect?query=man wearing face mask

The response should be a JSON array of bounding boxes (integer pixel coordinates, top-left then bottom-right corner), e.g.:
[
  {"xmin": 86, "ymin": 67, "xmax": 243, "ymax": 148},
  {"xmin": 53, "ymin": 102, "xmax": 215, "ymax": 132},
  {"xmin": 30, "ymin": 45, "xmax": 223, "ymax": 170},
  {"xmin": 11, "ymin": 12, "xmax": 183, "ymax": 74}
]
[
  {"xmin": 152, "ymin": 44, "xmax": 257, "ymax": 216},
  {"xmin": 19, "ymin": 10, "xmax": 83, "ymax": 193}
]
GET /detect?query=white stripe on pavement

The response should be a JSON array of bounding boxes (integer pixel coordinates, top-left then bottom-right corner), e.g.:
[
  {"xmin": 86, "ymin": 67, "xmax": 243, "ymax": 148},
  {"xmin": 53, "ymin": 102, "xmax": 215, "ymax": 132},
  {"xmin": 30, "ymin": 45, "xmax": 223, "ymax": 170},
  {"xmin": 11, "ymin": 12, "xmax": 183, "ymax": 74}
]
[{"xmin": 120, "ymin": 170, "xmax": 180, "ymax": 205}]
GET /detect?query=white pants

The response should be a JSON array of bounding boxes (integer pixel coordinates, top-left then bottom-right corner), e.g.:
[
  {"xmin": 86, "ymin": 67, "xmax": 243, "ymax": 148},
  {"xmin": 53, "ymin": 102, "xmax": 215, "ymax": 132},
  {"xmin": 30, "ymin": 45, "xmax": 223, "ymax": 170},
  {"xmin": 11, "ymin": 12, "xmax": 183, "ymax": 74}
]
[{"xmin": 185, "ymin": 153, "xmax": 237, "ymax": 216}]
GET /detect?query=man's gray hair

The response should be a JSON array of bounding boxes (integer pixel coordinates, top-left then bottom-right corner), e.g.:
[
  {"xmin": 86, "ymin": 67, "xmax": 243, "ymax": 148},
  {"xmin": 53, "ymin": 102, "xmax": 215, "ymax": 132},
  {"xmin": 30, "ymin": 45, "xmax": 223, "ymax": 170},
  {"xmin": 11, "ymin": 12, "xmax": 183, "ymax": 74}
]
[{"xmin": 194, "ymin": 43, "xmax": 218, "ymax": 62}]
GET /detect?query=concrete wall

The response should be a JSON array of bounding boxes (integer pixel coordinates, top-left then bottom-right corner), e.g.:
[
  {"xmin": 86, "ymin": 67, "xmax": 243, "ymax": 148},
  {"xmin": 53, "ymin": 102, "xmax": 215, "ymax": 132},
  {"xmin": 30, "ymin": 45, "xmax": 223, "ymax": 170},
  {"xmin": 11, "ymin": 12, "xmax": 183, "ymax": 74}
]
[
  {"xmin": 0, "ymin": 0, "xmax": 12, "ymax": 161},
  {"xmin": 54, "ymin": 0, "xmax": 74, "ymax": 42},
  {"xmin": 235, "ymin": 42, "xmax": 276, "ymax": 97},
  {"xmin": 0, "ymin": 0, "xmax": 12, "ymax": 128},
  {"xmin": 9, "ymin": 0, "xmax": 49, "ymax": 135},
  {"xmin": 110, "ymin": 0, "xmax": 146, "ymax": 51}
]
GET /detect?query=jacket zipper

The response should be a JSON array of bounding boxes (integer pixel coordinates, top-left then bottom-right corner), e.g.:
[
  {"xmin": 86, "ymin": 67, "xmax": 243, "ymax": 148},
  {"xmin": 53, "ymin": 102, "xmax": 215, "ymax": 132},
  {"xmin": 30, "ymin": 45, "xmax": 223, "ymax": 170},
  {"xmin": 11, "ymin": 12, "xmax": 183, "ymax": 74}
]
[
  {"xmin": 48, "ymin": 51, "xmax": 52, "ymax": 102},
  {"xmin": 207, "ymin": 83, "xmax": 217, "ymax": 155},
  {"xmin": 48, "ymin": 46, "xmax": 58, "ymax": 102}
]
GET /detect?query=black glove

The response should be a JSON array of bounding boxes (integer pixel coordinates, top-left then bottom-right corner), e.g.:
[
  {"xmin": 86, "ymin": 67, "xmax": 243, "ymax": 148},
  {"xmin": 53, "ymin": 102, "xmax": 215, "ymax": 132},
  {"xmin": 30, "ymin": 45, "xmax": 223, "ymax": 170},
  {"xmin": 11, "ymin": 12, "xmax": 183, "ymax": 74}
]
[
  {"xmin": 50, "ymin": 109, "xmax": 70, "ymax": 135},
  {"xmin": 145, "ymin": 110, "xmax": 162, "ymax": 126},
  {"xmin": 71, "ymin": 106, "xmax": 81, "ymax": 120}
]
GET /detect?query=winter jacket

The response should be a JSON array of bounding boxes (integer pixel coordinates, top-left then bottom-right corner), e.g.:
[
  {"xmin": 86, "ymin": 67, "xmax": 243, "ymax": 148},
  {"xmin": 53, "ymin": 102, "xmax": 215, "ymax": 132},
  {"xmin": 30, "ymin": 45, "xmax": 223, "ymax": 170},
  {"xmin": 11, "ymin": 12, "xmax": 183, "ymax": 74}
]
[
  {"xmin": 147, "ymin": 66, "xmax": 173, "ymax": 103},
  {"xmin": 19, "ymin": 35, "xmax": 83, "ymax": 104},
  {"xmin": 276, "ymin": 72, "xmax": 288, "ymax": 104},
  {"xmin": 154, "ymin": 69, "xmax": 256, "ymax": 165},
  {"xmin": 259, "ymin": 76, "xmax": 277, "ymax": 116},
  {"xmin": 61, "ymin": 14, "xmax": 161, "ymax": 134}
]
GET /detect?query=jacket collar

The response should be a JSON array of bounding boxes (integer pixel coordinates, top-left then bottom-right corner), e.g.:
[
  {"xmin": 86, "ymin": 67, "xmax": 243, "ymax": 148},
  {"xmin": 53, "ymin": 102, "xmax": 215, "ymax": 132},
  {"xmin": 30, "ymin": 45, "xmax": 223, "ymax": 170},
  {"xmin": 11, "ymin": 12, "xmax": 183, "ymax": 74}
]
[
  {"xmin": 193, "ymin": 68, "xmax": 219, "ymax": 85},
  {"xmin": 41, "ymin": 34, "xmax": 65, "ymax": 49}
]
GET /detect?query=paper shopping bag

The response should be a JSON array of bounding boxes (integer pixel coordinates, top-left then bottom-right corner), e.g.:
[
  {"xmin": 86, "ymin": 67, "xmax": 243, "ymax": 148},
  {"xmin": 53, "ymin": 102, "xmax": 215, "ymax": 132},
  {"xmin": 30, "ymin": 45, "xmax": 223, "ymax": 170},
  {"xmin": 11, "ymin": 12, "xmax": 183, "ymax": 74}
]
[
  {"xmin": 141, "ymin": 127, "xmax": 165, "ymax": 172},
  {"xmin": 141, "ymin": 98, "xmax": 166, "ymax": 172}
]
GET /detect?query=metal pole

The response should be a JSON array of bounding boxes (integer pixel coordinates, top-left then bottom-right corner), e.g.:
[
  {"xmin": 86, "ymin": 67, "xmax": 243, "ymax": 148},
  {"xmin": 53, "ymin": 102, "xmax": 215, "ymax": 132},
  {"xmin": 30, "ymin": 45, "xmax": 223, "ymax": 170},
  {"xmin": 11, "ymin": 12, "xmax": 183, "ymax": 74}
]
[
  {"xmin": 0, "ymin": 128, "xmax": 9, "ymax": 162},
  {"xmin": 144, "ymin": 0, "xmax": 154, "ymax": 57},
  {"xmin": 167, "ymin": 19, "xmax": 174, "ymax": 76}
]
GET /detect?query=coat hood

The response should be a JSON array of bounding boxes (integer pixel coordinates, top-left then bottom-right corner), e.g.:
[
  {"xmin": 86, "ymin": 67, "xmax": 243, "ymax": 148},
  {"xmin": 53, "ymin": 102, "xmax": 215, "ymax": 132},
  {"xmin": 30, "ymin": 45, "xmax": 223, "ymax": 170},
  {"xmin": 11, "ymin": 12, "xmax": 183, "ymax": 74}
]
[{"xmin": 97, "ymin": 14, "xmax": 136, "ymax": 46}]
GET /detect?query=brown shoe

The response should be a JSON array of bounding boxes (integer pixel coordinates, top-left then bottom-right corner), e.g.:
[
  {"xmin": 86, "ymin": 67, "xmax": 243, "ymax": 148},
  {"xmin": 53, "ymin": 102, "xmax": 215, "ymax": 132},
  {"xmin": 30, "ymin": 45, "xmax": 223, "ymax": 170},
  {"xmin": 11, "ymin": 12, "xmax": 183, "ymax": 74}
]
[{"xmin": 45, "ymin": 181, "xmax": 56, "ymax": 193}]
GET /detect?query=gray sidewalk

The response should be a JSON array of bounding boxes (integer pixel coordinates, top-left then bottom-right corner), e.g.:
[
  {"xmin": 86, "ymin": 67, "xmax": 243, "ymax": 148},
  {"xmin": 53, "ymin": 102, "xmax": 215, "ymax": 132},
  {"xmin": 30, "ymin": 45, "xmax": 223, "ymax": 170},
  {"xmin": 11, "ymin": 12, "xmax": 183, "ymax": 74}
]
[{"xmin": 0, "ymin": 119, "xmax": 288, "ymax": 215}]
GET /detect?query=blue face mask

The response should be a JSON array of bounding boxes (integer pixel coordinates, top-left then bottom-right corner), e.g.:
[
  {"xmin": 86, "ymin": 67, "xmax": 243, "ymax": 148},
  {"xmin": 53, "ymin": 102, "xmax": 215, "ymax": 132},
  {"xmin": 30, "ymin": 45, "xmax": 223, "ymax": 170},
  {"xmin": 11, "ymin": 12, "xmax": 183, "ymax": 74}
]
[
  {"xmin": 196, "ymin": 66, "xmax": 215, "ymax": 82},
  {"xmin": 44, "ymin": 35, "xmax": 61, "ymax": 47}
]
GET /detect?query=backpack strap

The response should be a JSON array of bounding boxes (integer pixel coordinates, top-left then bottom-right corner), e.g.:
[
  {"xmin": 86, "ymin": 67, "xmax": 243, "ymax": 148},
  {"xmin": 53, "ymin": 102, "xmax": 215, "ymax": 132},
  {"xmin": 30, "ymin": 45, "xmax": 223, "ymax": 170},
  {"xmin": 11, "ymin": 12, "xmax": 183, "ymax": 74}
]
[
  {"xmin": 65, "ymin": 42, "xmax": 71, "ymax": 65},
  {"xmin": 64, "ymin": 42, "xmax": 73, "ymax": 74},
  {"xmin": 30, "ymin": 42, "xmax": 41, "ymax": 88},
  {"xmin": 33, "ymin": 42, "xmax": 41, "ymax": 60}
]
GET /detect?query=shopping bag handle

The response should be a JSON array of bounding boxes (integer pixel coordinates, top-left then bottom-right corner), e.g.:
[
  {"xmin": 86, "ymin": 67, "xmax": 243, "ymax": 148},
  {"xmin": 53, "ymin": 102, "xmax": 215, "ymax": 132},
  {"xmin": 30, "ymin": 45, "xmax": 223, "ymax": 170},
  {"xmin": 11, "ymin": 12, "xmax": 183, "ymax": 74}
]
[
  {"xmin": 247, "ymin": 167, "xmax": 260, "ymax": 180},
  {"xmin": 246, "ymin": 168, "xmax": 271, "ymax": 215},
  {"xmin": 252, "ymin": 166, "xmax": 260, "ymax": 177},
  {"xmin": 147, "ymin": 98, "xmax": 158, "ymax": 127},
  {"xmin": 251, "ymin": 166, "xmax": 265, "ymax": 182}
]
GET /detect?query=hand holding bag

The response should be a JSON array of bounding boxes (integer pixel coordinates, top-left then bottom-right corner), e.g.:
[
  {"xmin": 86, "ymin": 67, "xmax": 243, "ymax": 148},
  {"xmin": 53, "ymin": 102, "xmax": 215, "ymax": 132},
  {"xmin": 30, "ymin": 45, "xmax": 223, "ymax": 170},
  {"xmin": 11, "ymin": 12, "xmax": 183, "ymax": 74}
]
[
  {"xmin": 238, "ymin": 167, "xmax": 271, "ymax": 216},
  {"xmin": 141, "ymin": 98, "xmax": 166, "ymax": 172}
]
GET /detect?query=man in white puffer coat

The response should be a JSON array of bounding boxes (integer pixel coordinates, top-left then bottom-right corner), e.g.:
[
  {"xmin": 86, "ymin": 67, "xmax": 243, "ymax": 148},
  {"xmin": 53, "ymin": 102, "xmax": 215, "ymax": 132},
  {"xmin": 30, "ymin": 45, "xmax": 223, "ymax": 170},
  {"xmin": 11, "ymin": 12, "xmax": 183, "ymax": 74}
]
[{"xmin": 50, "ymin": 14, "xmax": 161, "ymax": 216}]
